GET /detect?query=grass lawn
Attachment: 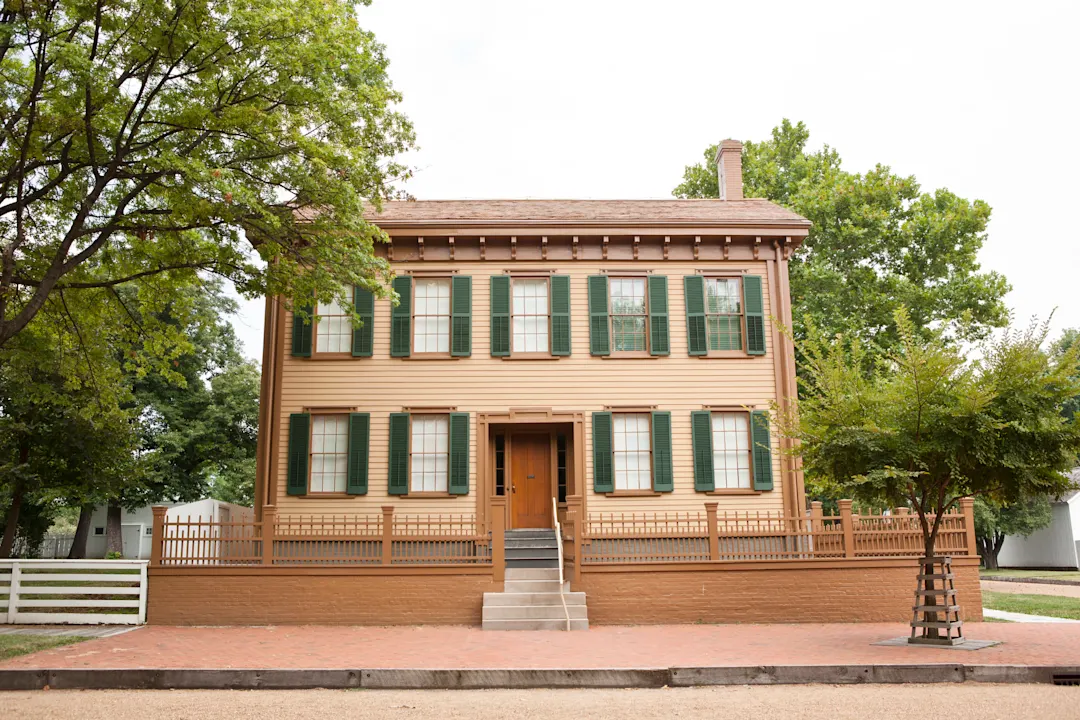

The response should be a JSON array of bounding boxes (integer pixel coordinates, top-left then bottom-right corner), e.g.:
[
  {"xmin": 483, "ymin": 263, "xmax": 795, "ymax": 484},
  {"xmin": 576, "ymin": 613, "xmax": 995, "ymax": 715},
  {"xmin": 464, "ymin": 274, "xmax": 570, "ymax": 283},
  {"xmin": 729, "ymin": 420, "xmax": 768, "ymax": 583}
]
[
  {"xmin": 980, "ymin": 569, "xmax": 1080, "ymax": 581},
  {"xmin": 0, "ymin": 635, "xmax": 87, "ymax": 661},
  {"xmin": 982, "ymin": 591, "xmax": 1080, "ymax": 620}
]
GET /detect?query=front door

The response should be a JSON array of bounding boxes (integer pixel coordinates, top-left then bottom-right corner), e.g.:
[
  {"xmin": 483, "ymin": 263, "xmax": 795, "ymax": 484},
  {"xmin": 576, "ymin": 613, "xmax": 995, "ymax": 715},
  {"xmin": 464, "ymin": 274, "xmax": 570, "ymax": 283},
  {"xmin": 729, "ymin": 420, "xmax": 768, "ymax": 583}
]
[{"xmin": 510, "ymin": 433, "xmax": 552, "ymax": 528}]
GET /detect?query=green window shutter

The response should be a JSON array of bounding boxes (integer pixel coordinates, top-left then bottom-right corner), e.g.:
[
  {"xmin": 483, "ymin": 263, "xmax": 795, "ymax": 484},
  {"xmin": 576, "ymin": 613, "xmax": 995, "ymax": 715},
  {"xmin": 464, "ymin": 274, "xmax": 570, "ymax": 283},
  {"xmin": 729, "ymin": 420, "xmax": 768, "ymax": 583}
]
[
  {"xmin": 588, "ymin": 275, "xmax": 610, "ymax": 356},
  {"xmin": 684, "ymin": 276, "xmax": 707, "ymax": 356},
  {"xmin": 648, "ymin": 275, "xmax": 670, "ymax": 356},
  {"xmin": 744, "ymin": 275, "xmax": 766, "ymax": 355},
  {"xmin": 550, "ymin": 275, "xmax": 572, "ymax": 356},
  {"xmin": 451, "ymin": 276, "xmax": 472, "ymax": 357},
  {"xmin": 651, "ymin": 411, "xmax": 673, "ymax": 492},
  {"xmin": 390, "ymin": 276, "xmax": 412, "ymax": 357},
  {"xmin": 592, "ymin": 411, "xmax": 614, "ymax": 493},
  {"xmin": 490, "ymin": 275, "xmax": 511, "ymax": 357},
  {"xmin": 448, "ymin": 412, "xmax": 470, "ymax": 495},
  {"xmin": 286, "ymin": 413, "xmax": 310, "ymax": 496},
  {"xmin": 346, "ymin": 413, "xmax": 370, "ymax": 495},
  {"xmin": 352, "ymin": 287, "xmax": 374, "ymax": 357},
  {"xmin": 291, "ymin": 299, "xmax": 313, "ymax": 358},
  {"xmin": 691, "ymin": 410, "xmax": 715, "ymax": 492},
  {"xmin": 388, "ymin": 413, "xmax": 410, "ymax": 495},
  {"xmin": 751, "ymin": 410, "xmax": 774, "ymax": 491}
]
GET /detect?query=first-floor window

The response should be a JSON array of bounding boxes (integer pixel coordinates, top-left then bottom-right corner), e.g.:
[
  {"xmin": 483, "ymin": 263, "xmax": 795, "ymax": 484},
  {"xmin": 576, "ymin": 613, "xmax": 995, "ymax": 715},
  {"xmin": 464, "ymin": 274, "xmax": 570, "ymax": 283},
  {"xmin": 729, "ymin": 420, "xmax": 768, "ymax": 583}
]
[
  {"xmin": 310, "ymin": 414, "xmax": 349, "ymax": 492},
  {"xmin": 613, "ymin": 413, "xmax": 651, "ymax": 490},
  {"xmin": 712, "ymin": 411, "xmax": 751, "ymax": 489},
  {"xmin": 410, "ymin": 414, "xmax": 449, "ymax": 492}
]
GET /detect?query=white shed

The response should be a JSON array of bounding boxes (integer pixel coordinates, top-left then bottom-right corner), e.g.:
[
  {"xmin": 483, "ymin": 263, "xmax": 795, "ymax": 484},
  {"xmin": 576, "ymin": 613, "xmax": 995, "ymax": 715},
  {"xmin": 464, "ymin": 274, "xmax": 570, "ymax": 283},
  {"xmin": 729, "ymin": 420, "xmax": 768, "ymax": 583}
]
[
  {"xmin": 997, "ymin": 470, "xmax": 1080, "ymax": 570},
  {"xmin": 86, "ymin": 499, "xmax": 254, "ymax": 559}
]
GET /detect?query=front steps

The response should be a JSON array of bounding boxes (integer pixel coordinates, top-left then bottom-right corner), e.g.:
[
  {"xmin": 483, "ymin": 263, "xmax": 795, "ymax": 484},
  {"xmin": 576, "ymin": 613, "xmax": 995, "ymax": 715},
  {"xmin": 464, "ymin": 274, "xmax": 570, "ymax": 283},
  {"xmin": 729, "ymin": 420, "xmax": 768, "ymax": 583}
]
[
  {"xmin": 483, "ymin": 568, "xmax": 589, "ymax": 630},
  {"xmin": 483, "ymin": 529, "xmax": 588, "ymax": 630}
]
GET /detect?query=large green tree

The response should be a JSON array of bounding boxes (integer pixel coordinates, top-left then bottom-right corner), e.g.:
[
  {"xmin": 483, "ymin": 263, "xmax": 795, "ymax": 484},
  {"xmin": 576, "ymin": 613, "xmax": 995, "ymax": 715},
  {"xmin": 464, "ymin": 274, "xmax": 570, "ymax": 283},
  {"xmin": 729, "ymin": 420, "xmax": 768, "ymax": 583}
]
[
  {"xmin": 779, "ymin": 309, "xmax": 1080, "ymax": 629},
  {"xmin": 675, "ymin": 120, "xmax": 1010, "ymax": 351},
  {"xmin": 1053, "ymin": 328, "xmax": 1080, "ymax": 425},
  {"xmin": 0, "ymin": 0, "xmax": 413, "ymax": 353}
]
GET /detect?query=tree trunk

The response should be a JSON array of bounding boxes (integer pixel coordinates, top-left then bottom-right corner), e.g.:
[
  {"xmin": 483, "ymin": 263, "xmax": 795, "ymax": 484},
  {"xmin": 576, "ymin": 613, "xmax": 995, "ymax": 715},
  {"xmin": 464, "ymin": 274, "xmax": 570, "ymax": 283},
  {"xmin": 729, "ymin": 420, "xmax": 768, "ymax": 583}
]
[
  {"xmin": 921, "ymin": 530, "xmax": 941, "ymax": 640},
  {"xmin": 105, "ymin": 501, "xmax": 124, "ymax": 556},
  {"xmin": 68, "ymin": 505, "xmax": 94, "ymax": 559},
  {"xmin": 0, "ymin": 481, "xmax": 24, "ymax": 558}
]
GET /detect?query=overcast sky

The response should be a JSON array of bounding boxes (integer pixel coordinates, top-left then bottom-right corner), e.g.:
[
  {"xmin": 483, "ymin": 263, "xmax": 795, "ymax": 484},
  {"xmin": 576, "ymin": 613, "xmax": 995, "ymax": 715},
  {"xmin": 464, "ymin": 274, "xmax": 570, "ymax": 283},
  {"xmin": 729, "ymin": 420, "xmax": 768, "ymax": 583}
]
[{"xmin": 230, "ymin": 0, "xmax": 1080, "ymax": 362}]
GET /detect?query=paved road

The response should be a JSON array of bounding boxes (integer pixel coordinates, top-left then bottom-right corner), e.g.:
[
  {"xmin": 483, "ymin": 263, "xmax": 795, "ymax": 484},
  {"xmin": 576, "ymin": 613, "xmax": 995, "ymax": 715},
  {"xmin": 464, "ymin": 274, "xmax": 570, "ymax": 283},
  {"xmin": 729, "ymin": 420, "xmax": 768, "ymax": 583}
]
[
  {"xmin": 7, "ymin": 686, "xmax": 1080, "ymax": 719},
  {"xmin": 982, "ymin": 579, "xmax": 1080, "ymax": 598}
]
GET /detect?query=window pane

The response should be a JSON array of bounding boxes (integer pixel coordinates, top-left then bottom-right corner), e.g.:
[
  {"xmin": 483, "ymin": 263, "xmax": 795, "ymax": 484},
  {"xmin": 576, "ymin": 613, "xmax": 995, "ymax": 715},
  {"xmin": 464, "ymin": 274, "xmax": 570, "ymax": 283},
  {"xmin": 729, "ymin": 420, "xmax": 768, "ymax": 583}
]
[
  {"xmin": 613, "ymin": 413, "xmax": 651, "ymax": 490},
  {"xmin": 413, "ymin": 279, "xmax": 451, "ymax": 353},
  {"xmin": 711, "ymin": 412, "xmax": 751, "ymax": 489},
  {"xmin": 706, "ymin": 278, "xmax": 741, "ymax": 313},
  {"xmin": 310, "ymin": 414, "xmax": 348, "ymax": 492},
  {"xmin": 612, "ymin": 316, "xmax": 646, "ymax": 351},
  {"xmin": 610, "ymin": 278, "xmax": 646, "ymax": 314},
  {"xmin": 410, "ymin": 414, "xmax": 450, "ymax": 493},
  {"xmin": 512, "ymin": 279, "xmax": 549, "ymax": 353},
  {"xmin": 315, "ymin": 297, "xmax": 351, "ymax": 354},
  {"xmin": 707, "ymin": 315, "xmax": 742, "ymax": 351}
]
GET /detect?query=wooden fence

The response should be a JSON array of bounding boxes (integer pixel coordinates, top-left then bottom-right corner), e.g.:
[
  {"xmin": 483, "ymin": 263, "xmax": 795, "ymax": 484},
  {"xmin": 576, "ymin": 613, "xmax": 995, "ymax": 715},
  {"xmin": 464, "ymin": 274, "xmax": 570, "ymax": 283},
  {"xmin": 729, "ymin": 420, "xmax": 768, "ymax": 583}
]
[
  {"xmin": 561, "ymin": 498, "xmax": 976, "ymax": 569},
  {"xmin": 151, "ymin": 506, "xmax": 491, "ymax": 567},
  {"xmin": 0, "ymin": 559, "xmax": 147, "ymax": 625}
]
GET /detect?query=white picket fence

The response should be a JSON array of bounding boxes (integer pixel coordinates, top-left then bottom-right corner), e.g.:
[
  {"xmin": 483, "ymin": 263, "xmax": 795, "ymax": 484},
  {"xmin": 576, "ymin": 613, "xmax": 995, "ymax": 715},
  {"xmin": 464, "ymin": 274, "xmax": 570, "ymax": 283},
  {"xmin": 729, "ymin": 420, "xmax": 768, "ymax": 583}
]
[{"xmin": 0, "ymin": 560, "xmax": 147, "ymax": 625}]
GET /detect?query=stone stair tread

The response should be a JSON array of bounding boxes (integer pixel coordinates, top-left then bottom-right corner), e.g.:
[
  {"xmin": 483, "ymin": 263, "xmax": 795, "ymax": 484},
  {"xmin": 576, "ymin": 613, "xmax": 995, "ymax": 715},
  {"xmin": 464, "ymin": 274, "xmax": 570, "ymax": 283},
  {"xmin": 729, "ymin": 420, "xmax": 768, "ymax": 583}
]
[
  {"xmin": 482, "ymin": 618, "xmax": 589, "ymax": 631},
  {"xmin": 484, "ymin": 591, "xmax": 586, "ymax": 606}
]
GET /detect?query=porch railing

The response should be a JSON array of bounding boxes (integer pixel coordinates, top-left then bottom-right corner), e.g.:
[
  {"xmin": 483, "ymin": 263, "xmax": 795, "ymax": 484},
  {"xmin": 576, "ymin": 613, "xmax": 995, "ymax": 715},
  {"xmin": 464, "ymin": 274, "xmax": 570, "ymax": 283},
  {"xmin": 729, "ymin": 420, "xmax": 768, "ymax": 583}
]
[
  {"xmin": 577, "ymin": 498, "xmax": 976, "ymax": 565},
  {"xmin": 151, "ymin": 505, "xmax": 491, "ymax": 567}
]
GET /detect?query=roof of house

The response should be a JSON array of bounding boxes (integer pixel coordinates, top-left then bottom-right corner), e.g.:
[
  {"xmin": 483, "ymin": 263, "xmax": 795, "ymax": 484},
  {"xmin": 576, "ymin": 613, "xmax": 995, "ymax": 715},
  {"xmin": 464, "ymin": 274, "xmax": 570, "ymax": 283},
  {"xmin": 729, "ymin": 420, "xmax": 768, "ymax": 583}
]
[{"xmin": 363, "ymin": 199, "xmax": 811, "ymax": 228}]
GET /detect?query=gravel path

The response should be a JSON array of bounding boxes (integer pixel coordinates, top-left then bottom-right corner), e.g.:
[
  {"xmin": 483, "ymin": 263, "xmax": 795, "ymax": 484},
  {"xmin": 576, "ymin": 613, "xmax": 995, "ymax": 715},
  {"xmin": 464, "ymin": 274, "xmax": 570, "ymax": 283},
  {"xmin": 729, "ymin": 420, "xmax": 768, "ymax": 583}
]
[
  {"xmin": 982, "ymin": 580, "xmax": 1080, "ymax": 598},
  {"xmin": 6, "ymin": 686, "xmax": 1080, "ymax": 719}
]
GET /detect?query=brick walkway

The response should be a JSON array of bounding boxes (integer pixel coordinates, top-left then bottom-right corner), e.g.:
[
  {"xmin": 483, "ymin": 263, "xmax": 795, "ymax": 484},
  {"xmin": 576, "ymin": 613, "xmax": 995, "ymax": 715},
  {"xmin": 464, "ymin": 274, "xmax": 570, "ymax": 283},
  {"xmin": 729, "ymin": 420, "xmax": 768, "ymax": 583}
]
[{"xmin": 1, "ymin": 623, "xmax": 1078, "ymax": 670}]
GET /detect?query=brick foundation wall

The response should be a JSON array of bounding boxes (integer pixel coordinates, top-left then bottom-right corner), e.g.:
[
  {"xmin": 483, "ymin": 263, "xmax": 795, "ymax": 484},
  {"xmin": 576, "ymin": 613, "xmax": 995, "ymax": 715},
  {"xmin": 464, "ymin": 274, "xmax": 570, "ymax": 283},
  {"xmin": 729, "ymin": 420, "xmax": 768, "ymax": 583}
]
[
  {"xmin": 148, "ymin": 569, "xmax": 497, "ymax": 626},
  {"xmin": 575, "ymin": 557, "xmax": 983, "ymax": 624}
]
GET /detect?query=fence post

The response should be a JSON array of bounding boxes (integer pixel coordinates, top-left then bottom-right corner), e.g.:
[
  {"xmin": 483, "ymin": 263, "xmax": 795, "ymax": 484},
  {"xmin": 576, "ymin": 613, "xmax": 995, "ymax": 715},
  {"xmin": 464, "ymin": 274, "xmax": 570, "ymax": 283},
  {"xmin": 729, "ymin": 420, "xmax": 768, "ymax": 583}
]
[
  {"xmin": 490, "ymin": 497, "xmax": 506, "ymax": 584},
  {"xmin": 839, "ymin": 499, "xmax": 855, "ymax": 558},
  {"xmin": 566, "ymin": 495, "xmax": 583, "ymax": 582},
  {"xmin": 150, "ymin": 506, "xmax": 166, "ymax": 567},
  {"xmin": 705, "ymin": 502, "xmax": 720, "ymax": 561},
  {"xmin": 261, "ymin": 505, "xmax": 276, "ymax": 566},
  {"xmin": 960, "ymin": 496, "xmax": 976, "ymax": 556},
  {"xmin": 6, "ymin": 561, "xmax": 19, "ymax": 623},
  {"xmin": 382, "ymin": 506, "xmax": 394, "ymax": 565}
]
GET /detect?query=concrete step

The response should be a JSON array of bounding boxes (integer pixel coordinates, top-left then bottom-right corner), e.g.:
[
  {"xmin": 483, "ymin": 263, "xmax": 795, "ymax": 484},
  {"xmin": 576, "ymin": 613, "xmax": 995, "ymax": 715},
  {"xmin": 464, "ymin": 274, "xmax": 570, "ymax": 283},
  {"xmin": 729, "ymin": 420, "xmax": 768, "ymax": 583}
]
[
  {"xmin": 482, "ymin": 604, "xmax": 589, "ymax": 621},
  {"xmin": 506, "ymin": 547, "xmax": 558, "ymax": 560},
  {"xmin": 502, "ymin": 579, "xmax": 566, "ymax": 594},
  {"xmin": 505, "ymin": 558, "xmax": 560, "ymax": 569},
  {"xmin": 504, "ymin": 540, "xmax": 559, "ymax": 549},
  {"xmin": 483, "ymin": 591, "xmax": 586, "ymax": 607},
  {"xmin": 505, "ymin": 529, "xmax": 556, "ymax": 537},
  {"xmin": 482, "ymin": 618, "xmax": 589, "ymax": 631},
  {"xmin": 505, "ymin": 567, "xmax": 561, "ymax": 581}
]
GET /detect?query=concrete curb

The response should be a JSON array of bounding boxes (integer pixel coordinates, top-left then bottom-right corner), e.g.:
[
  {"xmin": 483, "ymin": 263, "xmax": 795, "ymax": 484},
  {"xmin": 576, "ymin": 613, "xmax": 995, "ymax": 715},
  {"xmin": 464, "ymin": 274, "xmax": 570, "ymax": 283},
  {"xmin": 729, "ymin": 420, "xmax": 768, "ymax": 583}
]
[
  {"xmin": 981, "ymin": 576, "xmax": 1080, "ymax": 587},
  {"xmin": 2, "ymin": 664, "xmax": 1079, "ymax": 690}
]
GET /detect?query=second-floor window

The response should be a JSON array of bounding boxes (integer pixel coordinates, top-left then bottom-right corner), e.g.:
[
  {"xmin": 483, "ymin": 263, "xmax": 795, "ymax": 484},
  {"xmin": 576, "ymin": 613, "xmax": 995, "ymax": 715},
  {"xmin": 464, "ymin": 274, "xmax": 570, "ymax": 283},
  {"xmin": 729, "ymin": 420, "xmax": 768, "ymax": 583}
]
[
  {"xmin": 513, "ymin": 278, "xmax": 549, "ymax": 353},
  {"xmin": 413, "ymin": 278, "xmax": 451, "ymax": 353},
  {"xmin": 705, "ymin": 278, "xmax": 743, "ymax": 352},
  {"xmin": 315, "ymin": 298, "xmax": 352, "ymax": 354},
  {"xmin": 610, "ymin": 278, "xmax": 648, "ymax": 353}
]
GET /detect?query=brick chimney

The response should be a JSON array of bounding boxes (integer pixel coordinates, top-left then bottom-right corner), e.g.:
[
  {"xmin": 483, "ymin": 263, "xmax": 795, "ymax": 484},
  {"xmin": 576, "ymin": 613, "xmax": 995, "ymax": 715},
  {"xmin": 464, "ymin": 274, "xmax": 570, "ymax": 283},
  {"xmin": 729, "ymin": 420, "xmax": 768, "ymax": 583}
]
[{"xmin": 714, "ymin": 139, "xmax": 743, "ymax": 200}]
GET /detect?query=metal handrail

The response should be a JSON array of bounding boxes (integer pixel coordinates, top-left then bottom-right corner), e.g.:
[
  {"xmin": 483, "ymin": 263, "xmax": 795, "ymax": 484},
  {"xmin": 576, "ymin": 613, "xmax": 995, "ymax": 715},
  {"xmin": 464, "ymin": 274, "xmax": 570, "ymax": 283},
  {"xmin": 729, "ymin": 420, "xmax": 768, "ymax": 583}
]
[{"xmin": 553, "ymin": 497, "xmax": 570, "ymax": 631}]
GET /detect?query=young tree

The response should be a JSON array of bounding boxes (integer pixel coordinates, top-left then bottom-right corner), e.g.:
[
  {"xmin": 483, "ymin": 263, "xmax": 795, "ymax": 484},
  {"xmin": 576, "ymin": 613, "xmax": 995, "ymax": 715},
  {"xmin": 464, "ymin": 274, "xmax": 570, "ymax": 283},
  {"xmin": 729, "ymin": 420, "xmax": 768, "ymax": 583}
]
[
  {"xmin": 973, "ymin": 496, "xmax": 1054, "ymax": 570},
  {"xmin": 0, "ymin": 0, "xmax": 414, "ymax": 351},
  {"xmin": 779, "ymin": 310, "xmax": 1080, "ymax": 629},
  {"xmin": 674, "ymin": 121, "xmax": 1010, "ymax": 352},
  {"xmin": 1053, "ymin": 328, "xmax": 1080, "ymax": 425}
]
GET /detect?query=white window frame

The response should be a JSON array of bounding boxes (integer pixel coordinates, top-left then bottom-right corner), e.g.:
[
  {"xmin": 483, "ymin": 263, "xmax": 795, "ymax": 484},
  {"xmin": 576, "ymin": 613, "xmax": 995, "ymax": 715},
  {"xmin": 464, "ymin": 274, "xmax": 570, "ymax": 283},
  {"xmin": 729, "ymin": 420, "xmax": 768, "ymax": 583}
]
[
  {"xmin": 612, "ymin": 412, "xmax": 653, "ymax": 491},
  {"xmin": 412, "ymin": 278, "xmax": 452, "ymax": 354},
  {"xmin": 711, "ymin": 411, "xmax": 752, "ymax": 489},
  {"xmin": 314, "ymin": 296, "xmax": 352, "ymax": 354},
  {"xmin": 511, "ymin": 277, "xmax": 551, "ymax": 355},
  {"xmin": 309, "ymin": 414, "xmax": 349, "ymax": 493},
  {"xmin": 409, "ymin": 414, "xmax": 450, "ymax": 493}
]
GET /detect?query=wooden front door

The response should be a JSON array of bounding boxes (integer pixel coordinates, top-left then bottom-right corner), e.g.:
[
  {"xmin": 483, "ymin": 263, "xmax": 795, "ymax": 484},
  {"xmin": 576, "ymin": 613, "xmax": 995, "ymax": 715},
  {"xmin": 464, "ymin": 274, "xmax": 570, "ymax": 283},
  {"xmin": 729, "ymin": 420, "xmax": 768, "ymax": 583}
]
[{"xmin": 510, "ymin": 433, "xmax": 552, "ymax": 528}]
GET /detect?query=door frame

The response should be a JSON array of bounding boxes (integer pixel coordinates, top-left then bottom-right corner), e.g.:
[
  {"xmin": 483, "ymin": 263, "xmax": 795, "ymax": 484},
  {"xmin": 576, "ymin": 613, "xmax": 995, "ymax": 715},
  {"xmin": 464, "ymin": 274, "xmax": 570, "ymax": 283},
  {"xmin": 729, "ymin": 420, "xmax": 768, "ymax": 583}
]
[
  {"xmin": 477, "ymin": 409, "xmax": 585, "ymax": 535},
  {"xmin": 507, "ymin": 430, "xmax": 556, "ymax": 529}
]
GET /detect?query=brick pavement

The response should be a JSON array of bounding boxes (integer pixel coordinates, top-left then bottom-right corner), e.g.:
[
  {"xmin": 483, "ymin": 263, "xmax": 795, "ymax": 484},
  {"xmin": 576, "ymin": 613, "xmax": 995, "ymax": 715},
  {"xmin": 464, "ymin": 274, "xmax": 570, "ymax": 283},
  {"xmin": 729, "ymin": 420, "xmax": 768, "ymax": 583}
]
[{"xmin": 1, "ymin": 623, "xmax": 1078, "ymax": 670}]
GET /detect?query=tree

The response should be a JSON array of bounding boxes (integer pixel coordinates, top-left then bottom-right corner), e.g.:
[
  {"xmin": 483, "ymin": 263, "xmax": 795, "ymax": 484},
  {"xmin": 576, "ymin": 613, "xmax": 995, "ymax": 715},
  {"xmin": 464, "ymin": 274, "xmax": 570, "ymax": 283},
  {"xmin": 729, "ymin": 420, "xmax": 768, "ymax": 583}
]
[
  {"xmin": 973, "ymin": 496, "xmax": 1054, "ymax": 570},
  {"xmin": 674, "ymin": 121, "xmax": 1011, "ymax": 352},
  {"xmin": 0, "ymin": 0, "xmax": 414, "ymax": 353},
  {"xmin": 1052, "ymin": 328, "xmax": 1080, "ymax": 425},
  {"xmin": 778, "ymin": 309, "xmax": 1080, "ymax": 633}
]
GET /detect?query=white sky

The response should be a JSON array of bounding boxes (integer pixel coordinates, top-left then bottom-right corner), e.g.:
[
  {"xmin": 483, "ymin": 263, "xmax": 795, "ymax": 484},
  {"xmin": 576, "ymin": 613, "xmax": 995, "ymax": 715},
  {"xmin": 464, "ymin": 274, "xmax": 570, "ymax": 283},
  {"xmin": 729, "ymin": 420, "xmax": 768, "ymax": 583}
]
[{"xmin": 230, "ymin": 0, "xmax": 1080, "ymax": 362}]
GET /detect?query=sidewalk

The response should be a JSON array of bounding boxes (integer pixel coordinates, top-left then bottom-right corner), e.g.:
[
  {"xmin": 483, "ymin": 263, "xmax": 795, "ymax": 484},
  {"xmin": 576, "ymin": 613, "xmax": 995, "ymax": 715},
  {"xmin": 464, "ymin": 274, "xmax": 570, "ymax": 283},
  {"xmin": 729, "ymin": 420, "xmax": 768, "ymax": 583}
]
[{"xmin": 2, "ymin": 623, "xmax": 1078, "ymax": 671}]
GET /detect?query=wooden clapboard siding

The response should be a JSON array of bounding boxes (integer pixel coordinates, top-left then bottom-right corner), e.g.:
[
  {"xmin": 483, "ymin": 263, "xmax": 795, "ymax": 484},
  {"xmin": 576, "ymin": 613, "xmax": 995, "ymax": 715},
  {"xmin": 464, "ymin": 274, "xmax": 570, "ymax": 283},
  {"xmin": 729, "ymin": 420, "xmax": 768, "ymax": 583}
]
[{"xmin": 274, "ymin": 259, "xmax": 784, "ymax": 517}]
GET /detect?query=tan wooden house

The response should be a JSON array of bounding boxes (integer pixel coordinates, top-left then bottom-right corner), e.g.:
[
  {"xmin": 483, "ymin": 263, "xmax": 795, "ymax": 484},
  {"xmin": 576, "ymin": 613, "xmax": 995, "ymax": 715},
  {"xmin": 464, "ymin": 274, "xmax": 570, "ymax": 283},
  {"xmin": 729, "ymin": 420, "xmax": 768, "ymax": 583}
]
[
  {"xmin": 150, "ymin": 141, "xmax": 983, "ymax": 627},
  {"xmin": 254, "ymin": 141, "xmax": 810, "ymax": 533}
]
